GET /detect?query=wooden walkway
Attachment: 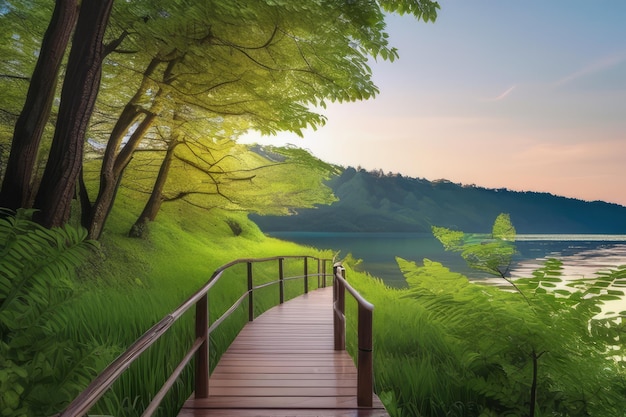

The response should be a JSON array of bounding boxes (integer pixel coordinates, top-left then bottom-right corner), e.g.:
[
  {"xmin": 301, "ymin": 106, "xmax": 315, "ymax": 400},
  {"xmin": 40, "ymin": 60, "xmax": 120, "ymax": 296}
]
[{"xmin": 178, "ymin": 286, "xmax": 389, "ymax": 417}]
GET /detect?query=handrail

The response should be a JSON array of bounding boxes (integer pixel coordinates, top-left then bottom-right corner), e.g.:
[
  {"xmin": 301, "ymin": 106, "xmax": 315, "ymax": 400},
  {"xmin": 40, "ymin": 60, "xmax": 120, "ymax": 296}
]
[
  {"xmin": 333, "ymin": 262, "xmax": 374, "ymax": 407},
  {"xmin": 58, "ymin": 255, "xmax": 331, "ymax": 417}
]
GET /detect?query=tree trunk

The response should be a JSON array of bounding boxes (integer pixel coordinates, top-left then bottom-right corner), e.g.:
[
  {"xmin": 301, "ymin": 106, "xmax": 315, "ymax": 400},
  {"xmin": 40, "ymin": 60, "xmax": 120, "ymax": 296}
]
[
  {"xmin": 129, "ymin": 139, "xmax": 180, "ymax": 238},
  {"xmin": 90, "ymin": 57, "xmax": 161, "ymax": 204},
  {"xmin": 529, "ymin": 349, "xmax": 545, "ymax": 417},
  {"xmin": 87, "ymin": 112, "xmax": 156, "ymax": 239},
  {"xmin": 78, "ymin": 167, "xmax": 92, "ymax": 231},
  {"xmin": 0, "ymin": 0, "xmax": 79, "ymax": 210},
  {"xmin": 33, "ymin": 0, "xmax": 114, "ymax": 228},
  {"xmin": 86, "ymin": 59, "xmax": 177, "ymax": 239}
]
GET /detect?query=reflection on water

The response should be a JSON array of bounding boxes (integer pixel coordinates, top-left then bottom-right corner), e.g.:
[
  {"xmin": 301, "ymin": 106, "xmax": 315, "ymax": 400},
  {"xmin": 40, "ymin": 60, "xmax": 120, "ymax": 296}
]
[
  {"xmin": 511, "ymin": 242, "xmax": 626, "ymax": 280},
  {"xmin": 270, "ymin": 232, "xmax": 626, "ymax": 314},
  {"xmin": 510, "ymin": 237, "xmax": 626, "ymax": 315},
  {"xmin": 270, "ymin": 232, "xmax": 626, "ymax": 286}
]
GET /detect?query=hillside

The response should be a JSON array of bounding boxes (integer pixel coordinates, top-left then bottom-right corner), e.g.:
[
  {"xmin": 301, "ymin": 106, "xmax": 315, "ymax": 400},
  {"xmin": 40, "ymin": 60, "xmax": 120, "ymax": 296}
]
[{"xmin": 250, "ymin": 166, "xmax": 626, "ymax": 233}]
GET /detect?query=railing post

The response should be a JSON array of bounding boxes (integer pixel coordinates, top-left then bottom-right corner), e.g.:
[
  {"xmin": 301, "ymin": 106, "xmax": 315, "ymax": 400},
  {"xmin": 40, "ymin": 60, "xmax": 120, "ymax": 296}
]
[
  {"xmin": 247, "ymin": 262, "xmax": 254, "ymax": 322},
  {"xmin": 317, "ymin": 258, "xmax": 321, "ymax": 288},
  {"xmin": 322, "ymin": 259, "xmax": 327, "ymax": 288},
  {"xmin": 357, "ymin": 304, "xmax": 373, "ymax": 407},
  {"xmin": 333, "ymin": 263, "xmax": 345, "ymax": 351},
  {"xmin": 304, "ymin": 257, "xmax": 309, "ymax": 294},
  {"xmin": 194, "ymin": 294, "xmax": 209, "ymax": 398},
  {"xmin": 279, "ymin": 257, "xmax": 284, "ymax": 304}
]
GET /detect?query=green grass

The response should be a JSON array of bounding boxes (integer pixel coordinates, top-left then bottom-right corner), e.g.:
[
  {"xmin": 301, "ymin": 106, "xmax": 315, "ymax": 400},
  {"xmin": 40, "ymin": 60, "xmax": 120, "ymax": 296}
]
[
  {"xmin": 27, "ymin": 195, "xmax": 626, "ymax": 417},
  {"xmin": 59, "ymin": 201, "xmax": 335, "ymax": 416}
]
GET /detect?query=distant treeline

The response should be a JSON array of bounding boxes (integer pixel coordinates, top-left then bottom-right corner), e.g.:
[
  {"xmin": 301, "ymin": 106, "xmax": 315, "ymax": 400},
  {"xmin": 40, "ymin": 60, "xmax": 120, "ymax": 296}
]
[{"xmin": 250, "ymin": 166, "xmax": 626, "ymax": 233}]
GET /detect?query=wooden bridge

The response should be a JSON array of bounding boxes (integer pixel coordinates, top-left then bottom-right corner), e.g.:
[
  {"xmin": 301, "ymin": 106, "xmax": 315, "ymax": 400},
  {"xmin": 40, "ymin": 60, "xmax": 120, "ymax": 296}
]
[{"xmin": 58, "ymin": 256, "xmax": 389, "ymax": 417}]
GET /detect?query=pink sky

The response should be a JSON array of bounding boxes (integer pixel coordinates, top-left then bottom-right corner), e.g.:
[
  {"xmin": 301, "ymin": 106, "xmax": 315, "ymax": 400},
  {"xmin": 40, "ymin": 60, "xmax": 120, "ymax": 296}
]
[{"xmin": 242, "ymin": 2, "xmax": 626, "ymax": 206}]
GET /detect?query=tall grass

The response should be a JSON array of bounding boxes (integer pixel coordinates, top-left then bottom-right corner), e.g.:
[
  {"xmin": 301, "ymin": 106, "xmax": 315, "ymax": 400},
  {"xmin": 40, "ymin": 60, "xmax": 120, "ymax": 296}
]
[
  {"xmin": 337, "ymin": 256, "xmax": 626, "ymax": 417},
  {"xmin": 13, "ymin": 196, "xmax": 626, "ymax": 416},
  {"xmin": 57, "ymin": 205, "xmax": 335, "ymax": 416},
  {"xmin": 335, "ymin": 266, "xmax": 487, "ymax": 417}
]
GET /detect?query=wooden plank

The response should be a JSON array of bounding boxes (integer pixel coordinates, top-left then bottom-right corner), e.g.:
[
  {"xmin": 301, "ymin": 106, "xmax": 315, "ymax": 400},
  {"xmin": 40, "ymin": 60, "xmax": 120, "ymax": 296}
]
[
  {"xmin": 209, "ymin": 373, "xmax": 358, "ymax": 381},
  {"xmin": 225, "ymin": 347, "xmax": 336, "ymax": 353},
  {"xmin": 218, "ymin": 352, "xmax": 352, "ymax": 360},
  {"xmin": 184, "ymin": 396, "xmax": 372, "ymax": 409},
  {"xmin": 210, "ymin": 366, "xmax": 356, "ymax": 374},
  {"xmin": 178, "ymin": 408, "xmax": 390, "ymax": 417},
  {"xmin": 216, "ymin": 359, "xmax": 356, "ymax": 367},
  {"xmin": 206, "ymin": 387, "xmax": 358, "ymax": 396},
  {"xmin": 208, "ymin": 378, "xmax": 357, "ymax": 387}
]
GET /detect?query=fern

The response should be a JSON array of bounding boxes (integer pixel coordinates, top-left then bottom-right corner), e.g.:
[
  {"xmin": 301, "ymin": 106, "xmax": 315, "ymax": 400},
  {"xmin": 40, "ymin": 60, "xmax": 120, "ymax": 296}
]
[
  {"xmin": 0, "ymin": 210, "xmax": 112, "ymax": 417},
  {"xmin": 397, "ymin": 215, "xmax": 626, "ymax": 417}
]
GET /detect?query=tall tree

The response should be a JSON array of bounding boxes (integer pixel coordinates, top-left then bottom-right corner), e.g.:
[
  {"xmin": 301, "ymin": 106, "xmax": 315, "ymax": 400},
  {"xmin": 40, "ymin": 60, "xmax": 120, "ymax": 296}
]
[
  {"xmin": 33, "ymin": 0, "xmax": 115, "ymax": 227},
  {"xmin": 84, "ymin": 0, "xmax": 439, "ymax": 238},
  {"xmin": 0, "ymin": 0, "xmax": 78, "ymax": 210},
  {"xmin": 3, "ymin": 0, "xmax": 439, "ymax": 233}
]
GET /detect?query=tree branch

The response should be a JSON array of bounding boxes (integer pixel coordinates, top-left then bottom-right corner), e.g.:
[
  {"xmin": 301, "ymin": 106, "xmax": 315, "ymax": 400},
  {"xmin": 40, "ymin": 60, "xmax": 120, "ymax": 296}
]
[{"xmin": 0, "ymin": 74, "xmax": 30, "ymax": 81}]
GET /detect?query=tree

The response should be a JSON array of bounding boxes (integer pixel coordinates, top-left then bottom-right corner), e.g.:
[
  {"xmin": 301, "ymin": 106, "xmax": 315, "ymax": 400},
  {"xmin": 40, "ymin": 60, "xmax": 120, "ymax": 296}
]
[
  {"xmin": 127, "ymin": 136, "xmax": 181, "ymax": 238},
  {"xmin": 125, "ymin": 140, "xmax": 339, "ymax": 238},
  {"xmin": 0, "ymin": 0, "xmax": 78, "ymax": 210},
  {"xmin": 31, "ymin": 0, "xmax": 115, "ymax": 228},
  {"xmin": 398, "ymin": 236, "xmax": 626, "ymax": 416},
  {"xmin": 83, "ymin": 57, "xmax": 169, "ymax": 239},
  {"xmin": 81, "ymin": 0, "xmax": 440, "ymax": 238},
  {"xmin": 2, "ymin": 0, "xmax": 440, "ymax": 235}
]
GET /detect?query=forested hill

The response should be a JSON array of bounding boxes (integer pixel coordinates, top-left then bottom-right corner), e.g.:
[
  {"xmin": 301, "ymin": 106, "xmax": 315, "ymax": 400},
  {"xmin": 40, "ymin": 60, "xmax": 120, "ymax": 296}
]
[{"xmin": 250, "ymin": 167, "xmax": 626, "ymax": 234}]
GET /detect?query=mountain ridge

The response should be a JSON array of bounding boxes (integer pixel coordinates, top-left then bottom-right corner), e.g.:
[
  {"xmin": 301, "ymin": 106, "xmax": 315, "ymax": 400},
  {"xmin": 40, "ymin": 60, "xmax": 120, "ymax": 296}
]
[{"xmin": 250, "ymin": 166, "xmax": 626, "ymax": 234}]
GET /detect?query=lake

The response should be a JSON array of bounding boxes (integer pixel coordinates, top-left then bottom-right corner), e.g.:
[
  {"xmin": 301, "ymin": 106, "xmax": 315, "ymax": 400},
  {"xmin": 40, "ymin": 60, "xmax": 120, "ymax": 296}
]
[{"xmin": 268, "ymin": 232, "xmax": 626, "ymax": 288}]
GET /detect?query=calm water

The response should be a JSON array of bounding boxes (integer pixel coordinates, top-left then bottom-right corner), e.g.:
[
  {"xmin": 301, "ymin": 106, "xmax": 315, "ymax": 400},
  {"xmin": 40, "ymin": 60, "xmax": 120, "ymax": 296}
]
[{"xmin": 269, "ymin": 232, "xmax": 626, "ymax": 288}]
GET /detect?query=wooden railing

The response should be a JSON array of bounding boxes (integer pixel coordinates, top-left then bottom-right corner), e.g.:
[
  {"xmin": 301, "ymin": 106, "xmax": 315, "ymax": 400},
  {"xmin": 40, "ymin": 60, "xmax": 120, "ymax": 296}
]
[
  {"xmin": 332, "ymin": 263, "xmax": 375, "ymax": 407},
  {"xmin": 57, "ymin": 256, "xmax": 374, "ymax": 416}
]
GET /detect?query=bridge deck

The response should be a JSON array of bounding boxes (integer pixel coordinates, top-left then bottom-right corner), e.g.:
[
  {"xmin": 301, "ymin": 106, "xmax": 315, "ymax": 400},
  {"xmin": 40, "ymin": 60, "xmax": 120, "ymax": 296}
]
[{"xmin": 178, "ymin": 286, "xmax": 388, "ymax": 417}]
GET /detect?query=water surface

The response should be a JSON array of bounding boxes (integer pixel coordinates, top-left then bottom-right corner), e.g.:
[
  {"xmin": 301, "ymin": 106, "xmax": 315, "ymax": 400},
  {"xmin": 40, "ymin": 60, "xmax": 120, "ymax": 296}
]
[{"xmin": 269, "ymin": 232, "xmax": 626, "ymax": 288}]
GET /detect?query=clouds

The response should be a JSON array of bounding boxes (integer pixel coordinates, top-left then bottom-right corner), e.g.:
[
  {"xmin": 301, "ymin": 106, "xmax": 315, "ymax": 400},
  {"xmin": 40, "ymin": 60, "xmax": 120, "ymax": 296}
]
[
  {"xmin": 553, "ymin": 53, "xmax": 626, "ymax": 88},
  {"xmin": 482, "ymin": 85, "xmax": 517, "ymax": 102}
]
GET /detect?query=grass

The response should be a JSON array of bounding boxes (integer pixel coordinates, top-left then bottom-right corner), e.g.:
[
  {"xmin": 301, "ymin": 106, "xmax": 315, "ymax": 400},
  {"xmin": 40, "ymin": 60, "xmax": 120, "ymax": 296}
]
[
  {"xmin": 43, "ymin": 194, "xmax": 626, "ymax": 417},
  {"xmin": 58, "ymin": 200, "xmax": 487, "ymax": 416},
  {"xmin": 60, "ymin": 201, "xmax": 336, "ymax": 416}
]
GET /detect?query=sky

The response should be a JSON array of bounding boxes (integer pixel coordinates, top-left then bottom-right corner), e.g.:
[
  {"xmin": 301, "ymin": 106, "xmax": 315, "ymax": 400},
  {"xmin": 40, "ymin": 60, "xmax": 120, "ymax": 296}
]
[{"xmin": 241, "ymin": 1, "xmax": 626, "ymax": 206}]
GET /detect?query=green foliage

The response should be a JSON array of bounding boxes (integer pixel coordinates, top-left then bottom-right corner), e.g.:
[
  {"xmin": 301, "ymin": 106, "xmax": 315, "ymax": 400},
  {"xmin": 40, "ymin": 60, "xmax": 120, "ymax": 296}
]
[
  {"xmin": 383, "ymin": 256, "xmax": 626, "ymax": 416},
  {"xmin": 45, "ymin": 201, "xmax": 336, "ymax": 416},
  {"xmin": 432, "ymin": 213, "xmax": 517, "ymax": 278},
  {"xmin": 0, "ymin": 209, "xmax": 118, "ymax": 416},
  {"xmin": 105, "ymin": 143, "xmax": 338, "ymax": 236},
  {"xmin": 96, "ymin": 0, "xmax": 438, "ymax": 138},
  {"xmin": 2, "ymin": 189, "xmax": 623, "ymax": 417},
  {"xmin": 379, "ymin": 0, "xmax": 440, "ymax": 22},
  {"xmin": 383, "ymin": 214, "xmax": 626, "ymax": 416},
  {"xmin": 492, "ymin": 213, "xmax": 516, "ymax": 240},
  {"xmin": 0, "ymin": 0, "xmax": 53, "ymax": 124}
]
